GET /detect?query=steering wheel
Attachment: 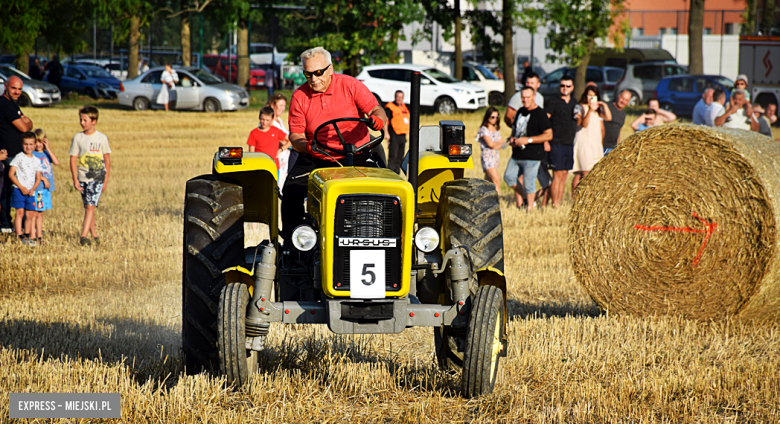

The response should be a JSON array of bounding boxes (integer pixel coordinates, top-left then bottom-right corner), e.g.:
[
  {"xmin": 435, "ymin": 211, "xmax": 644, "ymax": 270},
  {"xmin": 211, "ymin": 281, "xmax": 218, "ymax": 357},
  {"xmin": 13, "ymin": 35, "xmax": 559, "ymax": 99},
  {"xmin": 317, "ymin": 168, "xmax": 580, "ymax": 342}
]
[{"xmin": 310, "ymin": 117, "xmax": 385, "ymax": 164}]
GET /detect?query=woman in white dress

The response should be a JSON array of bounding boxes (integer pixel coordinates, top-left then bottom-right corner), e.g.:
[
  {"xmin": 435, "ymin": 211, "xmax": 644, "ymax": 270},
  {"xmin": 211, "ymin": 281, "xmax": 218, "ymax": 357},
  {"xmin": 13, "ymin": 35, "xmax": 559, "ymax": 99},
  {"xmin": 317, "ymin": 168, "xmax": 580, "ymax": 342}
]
[
  {"xmin": 572, "ymin": 86, "xmax": 611, "ymax": 194},
  {"xmin": 157, "ymin": 64, "xmax": 179, "ymax": 111},
  {"xmin": 267, "ymin": 93, "xmax": 291, "ymax": 188}
]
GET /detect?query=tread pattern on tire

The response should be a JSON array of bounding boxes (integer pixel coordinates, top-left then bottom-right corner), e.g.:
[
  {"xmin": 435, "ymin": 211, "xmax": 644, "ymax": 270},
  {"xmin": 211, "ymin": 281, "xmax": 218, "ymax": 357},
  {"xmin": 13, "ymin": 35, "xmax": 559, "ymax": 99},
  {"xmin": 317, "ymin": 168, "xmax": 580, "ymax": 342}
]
[
  {"xmin": 183, "ymin": 175, "xmax": 244, "ymax": 374},
  {"xmin": 434, "ymin": 178, "xmax": 504, "ymax": 371},
  {"xmin": 462, "ymin": 285, "xmax": 504, "ymax": 398},
  {"xmin": 218, "ymin": 283, "xmax": 257, "ymax": 386}
]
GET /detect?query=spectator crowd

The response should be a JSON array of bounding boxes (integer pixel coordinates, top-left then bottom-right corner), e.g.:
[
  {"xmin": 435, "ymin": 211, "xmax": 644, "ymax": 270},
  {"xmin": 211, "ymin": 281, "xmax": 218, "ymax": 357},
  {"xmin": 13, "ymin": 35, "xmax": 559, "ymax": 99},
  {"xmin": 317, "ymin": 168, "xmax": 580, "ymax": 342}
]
[{"xmin": 477, "ymin": 72, "xmax": 778, "ymax": 211}]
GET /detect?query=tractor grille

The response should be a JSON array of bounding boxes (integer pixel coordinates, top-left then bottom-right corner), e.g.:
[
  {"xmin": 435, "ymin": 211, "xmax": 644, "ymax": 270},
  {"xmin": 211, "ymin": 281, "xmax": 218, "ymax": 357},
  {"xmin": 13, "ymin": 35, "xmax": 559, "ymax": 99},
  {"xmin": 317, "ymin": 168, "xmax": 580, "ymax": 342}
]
[{"xmin": 333, "ymin": 195, "xmax": 402, "ymax": 293}]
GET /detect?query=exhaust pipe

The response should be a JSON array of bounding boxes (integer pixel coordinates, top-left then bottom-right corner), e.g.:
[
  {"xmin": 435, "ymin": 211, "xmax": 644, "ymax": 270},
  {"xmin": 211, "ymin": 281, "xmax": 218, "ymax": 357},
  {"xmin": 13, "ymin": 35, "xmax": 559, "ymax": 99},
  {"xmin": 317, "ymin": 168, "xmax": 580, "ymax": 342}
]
[{"xmin": 409, "ymin": 72, "xmax": 420, "ymax": 208}]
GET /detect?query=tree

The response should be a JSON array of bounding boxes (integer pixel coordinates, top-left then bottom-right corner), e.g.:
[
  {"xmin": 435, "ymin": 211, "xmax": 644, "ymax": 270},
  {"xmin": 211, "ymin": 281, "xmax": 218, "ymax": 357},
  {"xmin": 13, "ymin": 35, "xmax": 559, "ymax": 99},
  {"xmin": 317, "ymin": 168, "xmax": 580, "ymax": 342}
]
[
  {"xmin": 545, "ymin": 0, "xmax": 626, "ymax": 99},
  {"xmin": 688, "ymin": 0, "xmax": 704, "ymax": 75},
  {"xmin": 743, "ymin": 0, "xmax": 758, "ymax": 35},
  {"xmin": 760, "ymin": 0, "xmax": 777, "ymax": 35},
  {"xmin": 282, "ymin": 0, "xmax": 422, "ymax": 76},
  {"xmin": 501, "ymin": 0, "xmax": 515, "ymax": 104},
  {"xmin": 99, "ymin": 0, "xmax": 156, "ymax": 80},
  {"xmin": 159, "ymin": 1, "xmax": 214, "ymax": 67},
  {"xmin": 0, "ymin": 0, "xmax": 49, "ymax": 74},
  {"xmin": 421, "ymin": 0, "xmax": 464, "ymax": 79}
]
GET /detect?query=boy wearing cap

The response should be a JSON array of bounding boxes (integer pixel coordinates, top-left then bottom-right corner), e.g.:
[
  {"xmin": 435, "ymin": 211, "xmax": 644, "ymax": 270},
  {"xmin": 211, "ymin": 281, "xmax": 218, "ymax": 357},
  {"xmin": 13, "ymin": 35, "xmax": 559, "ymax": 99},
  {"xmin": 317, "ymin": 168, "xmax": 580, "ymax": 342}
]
[{"xmin": 733, "ymin": 75, "xmax": 751, "ymax": 102}]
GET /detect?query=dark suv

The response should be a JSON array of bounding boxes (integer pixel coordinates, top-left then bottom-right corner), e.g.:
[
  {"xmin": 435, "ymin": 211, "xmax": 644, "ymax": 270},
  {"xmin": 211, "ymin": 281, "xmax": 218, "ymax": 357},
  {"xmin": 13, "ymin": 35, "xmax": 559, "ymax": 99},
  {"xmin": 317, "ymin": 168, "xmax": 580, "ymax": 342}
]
[{"xmin": 537, "ymin": 66, "xmax": 624, "ymax": 102}]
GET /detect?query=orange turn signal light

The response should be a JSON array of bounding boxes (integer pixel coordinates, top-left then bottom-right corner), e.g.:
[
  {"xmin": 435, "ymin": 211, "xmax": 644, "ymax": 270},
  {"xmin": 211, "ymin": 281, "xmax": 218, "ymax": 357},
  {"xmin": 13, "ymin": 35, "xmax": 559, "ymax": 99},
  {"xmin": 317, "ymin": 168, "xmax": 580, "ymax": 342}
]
[
  {"xmin": 219, "ymin": 147, "xmax": 243, "ymax": 159},
  {"xmin": 448, "ymin": 144, "xmax": 471, "ymax": 156}
]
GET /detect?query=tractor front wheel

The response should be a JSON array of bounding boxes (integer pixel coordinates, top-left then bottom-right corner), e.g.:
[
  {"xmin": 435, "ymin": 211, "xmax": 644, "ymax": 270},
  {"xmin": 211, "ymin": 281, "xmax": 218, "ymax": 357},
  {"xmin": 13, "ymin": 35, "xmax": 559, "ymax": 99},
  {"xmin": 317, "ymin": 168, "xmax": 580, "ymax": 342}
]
[
  {"xmin": 218, "ymin": 283, "xmax": 259, "ymax": 386},
  {"xmin": 462, "ymin": 285, "xmax": 505, "ymax": 397}
]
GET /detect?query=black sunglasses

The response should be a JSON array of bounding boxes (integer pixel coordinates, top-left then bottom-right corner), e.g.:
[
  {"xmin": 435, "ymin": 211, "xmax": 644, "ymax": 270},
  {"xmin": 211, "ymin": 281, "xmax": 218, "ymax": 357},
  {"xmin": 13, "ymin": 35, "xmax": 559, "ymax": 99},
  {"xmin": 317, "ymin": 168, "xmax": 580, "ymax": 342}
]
[
  {"xmin": 303, "ymin": 64, "xmax": 331, "ymax": 79},
  {"xmin": 560, "ymin": 84, "xmax": 572, "ymax": 88}
]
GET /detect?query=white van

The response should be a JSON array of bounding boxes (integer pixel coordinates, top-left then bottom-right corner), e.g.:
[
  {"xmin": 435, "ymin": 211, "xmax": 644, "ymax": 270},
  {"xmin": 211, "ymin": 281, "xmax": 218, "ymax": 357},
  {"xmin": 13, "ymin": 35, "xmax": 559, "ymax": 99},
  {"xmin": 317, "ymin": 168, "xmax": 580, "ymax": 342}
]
[{"xmin": 357, "ymin": 64, "xmax": 487, "ymax": 115}]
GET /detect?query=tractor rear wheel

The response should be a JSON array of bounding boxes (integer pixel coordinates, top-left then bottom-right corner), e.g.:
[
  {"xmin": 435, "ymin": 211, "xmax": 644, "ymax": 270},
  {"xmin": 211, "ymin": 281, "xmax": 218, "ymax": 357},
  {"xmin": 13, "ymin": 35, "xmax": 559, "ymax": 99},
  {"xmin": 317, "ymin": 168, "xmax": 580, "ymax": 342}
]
[
  {"xmin": 434, "ymin": 178, "xmax": 504, "ymax": 371},
  {"xmin": 462, "ymin": 285, "xmax": 505, "ymax": 397},
  {"xmin": 182, "ymin": 176, "xmax": 245, "ymax": 374},
  {"xmin": 218, "ymin": 283, "xmax": 259, "ymax": 385}
]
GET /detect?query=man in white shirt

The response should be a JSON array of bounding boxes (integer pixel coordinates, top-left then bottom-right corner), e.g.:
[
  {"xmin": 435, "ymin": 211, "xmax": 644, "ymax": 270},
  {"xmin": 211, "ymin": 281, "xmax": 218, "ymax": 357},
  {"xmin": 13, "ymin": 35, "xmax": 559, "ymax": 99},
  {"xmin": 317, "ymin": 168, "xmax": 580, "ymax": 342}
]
[
  {"xmin": 704, "ymin": 88, "xmax": 726, "ymax": 127},
  {"xmin": 721, "ymin": 89, "xmax": 758, "ymax": 131},
  {"xmin": 504, "ymin": 72, "xmax": 544, "ymax": 127},
  {"xmin": 692, "ymin": 88, "xmax": 713, "ymax": 125}
]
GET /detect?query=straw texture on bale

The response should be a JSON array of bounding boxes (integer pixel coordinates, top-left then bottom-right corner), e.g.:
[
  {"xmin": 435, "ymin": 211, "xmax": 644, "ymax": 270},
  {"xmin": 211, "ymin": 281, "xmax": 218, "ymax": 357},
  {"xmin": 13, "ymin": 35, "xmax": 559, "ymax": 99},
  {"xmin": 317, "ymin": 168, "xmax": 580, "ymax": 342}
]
[{"xmin": 570, "ymin": 124, "xmax": 780, "ymax": 321}]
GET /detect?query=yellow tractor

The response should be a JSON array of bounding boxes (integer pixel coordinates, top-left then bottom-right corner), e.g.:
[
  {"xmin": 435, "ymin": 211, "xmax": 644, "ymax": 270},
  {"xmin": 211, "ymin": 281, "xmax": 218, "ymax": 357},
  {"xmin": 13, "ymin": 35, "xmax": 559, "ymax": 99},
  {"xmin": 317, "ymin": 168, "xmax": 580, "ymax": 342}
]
[{"xmin": 182, "ymin": 73, "xmax": 507, "ymax": 397}]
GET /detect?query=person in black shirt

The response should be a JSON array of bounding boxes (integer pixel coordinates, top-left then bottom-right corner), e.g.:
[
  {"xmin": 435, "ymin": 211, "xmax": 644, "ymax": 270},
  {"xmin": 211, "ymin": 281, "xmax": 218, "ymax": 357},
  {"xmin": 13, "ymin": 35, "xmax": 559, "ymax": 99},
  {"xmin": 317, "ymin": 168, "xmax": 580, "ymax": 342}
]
[
  {"xmin": 544, "ymin": 76, "xmax": 578, "ymax": 208},
  {"xmin": 29, "ymin": 58, "xmax": 44, "ymax": 80},
  {"xmin": 502, "ymin": 87, "xmax": 552, "ymax": 211},
  {"xmin": 44, "ymin": 55, "xmax": 64, "ymax": 89},
  {"xmin": 0, "ymin": 76, "xmax": 34, "ymax": 232}
]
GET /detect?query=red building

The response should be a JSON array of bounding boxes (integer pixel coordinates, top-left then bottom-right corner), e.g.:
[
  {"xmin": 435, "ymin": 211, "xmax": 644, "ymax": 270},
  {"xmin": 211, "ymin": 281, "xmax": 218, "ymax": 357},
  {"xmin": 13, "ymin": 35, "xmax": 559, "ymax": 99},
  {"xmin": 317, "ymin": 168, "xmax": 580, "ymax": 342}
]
[{"xmin": 618, "ymin": 0, "xmax": 748, "ymax": 36}]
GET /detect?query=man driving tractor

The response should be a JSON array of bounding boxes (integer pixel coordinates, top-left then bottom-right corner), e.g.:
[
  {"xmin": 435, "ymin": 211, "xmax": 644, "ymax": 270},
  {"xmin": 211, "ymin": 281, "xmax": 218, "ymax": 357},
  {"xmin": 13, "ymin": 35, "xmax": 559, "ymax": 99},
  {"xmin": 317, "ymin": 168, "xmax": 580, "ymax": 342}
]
[{"xmin": 283, "ymin": 47, "xmax": 390, "ymax": 243}]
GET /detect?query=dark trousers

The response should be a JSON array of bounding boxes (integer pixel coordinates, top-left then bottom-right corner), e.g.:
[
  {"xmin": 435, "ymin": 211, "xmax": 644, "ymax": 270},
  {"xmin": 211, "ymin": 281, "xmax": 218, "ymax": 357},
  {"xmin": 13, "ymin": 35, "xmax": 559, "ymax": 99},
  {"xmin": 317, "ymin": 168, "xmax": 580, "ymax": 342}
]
[
  {"xmin": 0, "ymin": 159, "xmax": 12, "ymax": 229},
  {"xmin": 388, "ymin": 134, "xmax": 406, "ymax": 174},
  {"xmin": 281, "ymin": 152, "xmax": 378, "ymax": 241}
]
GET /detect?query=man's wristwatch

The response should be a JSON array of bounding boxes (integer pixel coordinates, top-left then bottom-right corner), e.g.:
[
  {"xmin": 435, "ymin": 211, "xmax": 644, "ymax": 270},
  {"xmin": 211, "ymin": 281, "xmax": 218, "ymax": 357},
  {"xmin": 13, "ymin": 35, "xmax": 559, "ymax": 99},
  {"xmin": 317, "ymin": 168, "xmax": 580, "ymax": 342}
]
[{"xmin": 528, "ymin": 138, "xmax": 533, "ymax": 144}]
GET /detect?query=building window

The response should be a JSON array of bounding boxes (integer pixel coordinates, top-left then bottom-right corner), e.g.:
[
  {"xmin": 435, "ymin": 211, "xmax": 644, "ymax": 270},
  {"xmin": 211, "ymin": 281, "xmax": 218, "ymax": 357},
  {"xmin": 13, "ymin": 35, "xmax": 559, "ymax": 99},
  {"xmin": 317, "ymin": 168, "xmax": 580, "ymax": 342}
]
[
  {"xmin": 704, "ymin": 28, "xmax": 712, "ymax": 35},
  {"xmin": 634, "ymin": 27, "xmax": 644, "ymax": 36},
  {"xmin": 725, "ymin": 23, "xmax": 734, "ymax": 34},
  {"xmin": 668, "ymin": 28, "xmax": 678, "ymax": 35}
]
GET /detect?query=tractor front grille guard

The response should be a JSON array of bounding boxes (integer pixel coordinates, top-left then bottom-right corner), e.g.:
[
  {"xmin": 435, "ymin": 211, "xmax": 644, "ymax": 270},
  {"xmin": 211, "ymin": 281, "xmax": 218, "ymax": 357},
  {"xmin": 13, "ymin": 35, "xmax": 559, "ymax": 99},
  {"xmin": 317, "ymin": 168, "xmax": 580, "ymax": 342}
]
[{"xmin": 333, "ymin": 195, "xmax": 402, "ymax": 292}]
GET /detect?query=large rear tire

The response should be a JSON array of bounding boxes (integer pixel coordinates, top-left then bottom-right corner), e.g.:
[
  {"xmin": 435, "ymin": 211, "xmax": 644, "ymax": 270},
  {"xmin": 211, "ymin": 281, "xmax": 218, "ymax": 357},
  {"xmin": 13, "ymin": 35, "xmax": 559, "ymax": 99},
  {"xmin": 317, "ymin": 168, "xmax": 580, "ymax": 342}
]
[
  {"xmin": 462, "ymin": 285, "xmax": 505, "ymax": 397},
  {"xmin": 182, "ymin": 176, "xmax": 245, "ymax": 374},
  {"xmin": 434, "ymin": 178, "xmax": 504, "ymax": 371},
  {"xmin": 218, "ymin": 283, "xmax": 259, "ymax": 386}
]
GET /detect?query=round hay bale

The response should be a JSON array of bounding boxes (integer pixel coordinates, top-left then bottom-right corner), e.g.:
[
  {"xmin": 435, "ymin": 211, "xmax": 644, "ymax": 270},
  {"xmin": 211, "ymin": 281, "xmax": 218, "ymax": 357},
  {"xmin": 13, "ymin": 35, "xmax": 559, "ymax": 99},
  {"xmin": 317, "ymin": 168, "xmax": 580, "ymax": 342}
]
[{"xmin": 570, "ymin": 124, "xmax": 780, "ymax": 321}]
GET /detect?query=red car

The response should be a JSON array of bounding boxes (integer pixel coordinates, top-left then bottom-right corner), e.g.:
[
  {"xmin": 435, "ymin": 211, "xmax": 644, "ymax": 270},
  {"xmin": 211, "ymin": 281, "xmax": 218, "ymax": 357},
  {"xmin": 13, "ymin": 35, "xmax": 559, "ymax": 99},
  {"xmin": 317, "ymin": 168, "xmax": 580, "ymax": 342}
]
[{"xmin": 203, "ymin": 54, "xmax": 266, "ymax": 89}]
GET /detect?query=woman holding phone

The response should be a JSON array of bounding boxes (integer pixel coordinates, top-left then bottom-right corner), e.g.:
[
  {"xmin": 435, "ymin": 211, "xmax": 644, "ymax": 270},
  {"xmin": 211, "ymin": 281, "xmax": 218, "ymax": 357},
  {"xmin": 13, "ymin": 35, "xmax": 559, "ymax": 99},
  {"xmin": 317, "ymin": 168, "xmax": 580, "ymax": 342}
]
[{"xmin": 571, "ymin": 86, "xmax": 612, "ymax": 193}]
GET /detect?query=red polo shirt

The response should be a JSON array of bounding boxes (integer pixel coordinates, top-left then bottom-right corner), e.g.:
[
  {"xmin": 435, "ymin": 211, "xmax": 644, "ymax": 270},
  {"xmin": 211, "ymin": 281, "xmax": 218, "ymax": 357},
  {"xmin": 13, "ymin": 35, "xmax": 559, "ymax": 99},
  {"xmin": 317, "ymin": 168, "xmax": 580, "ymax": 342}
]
[{"xmin": 288, "ymin": 73, "xmax": 378, "ymax": 160}]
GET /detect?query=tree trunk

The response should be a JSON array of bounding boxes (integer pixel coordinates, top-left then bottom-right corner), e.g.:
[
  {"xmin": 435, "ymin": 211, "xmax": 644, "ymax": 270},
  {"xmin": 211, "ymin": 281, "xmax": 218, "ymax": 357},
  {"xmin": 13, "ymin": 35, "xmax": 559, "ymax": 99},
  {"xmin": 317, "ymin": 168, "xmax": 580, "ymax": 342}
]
[
  {"xmin": 237, "ymin": 18, "xmax": 249, "ymax": 88},
  {"xmin": 346, "ymin": 55, "xmax": 360, "ymax": 77},
  {"xmin": 501, "ymin": 0, "xmax": 515, "ymax": 106},
  {"xmin": 128, "ymin": 14, "xmax": 140, "ymax": 79},
  {"xmin": 573, "ymin": 39, "xmax": 594, "ymax": 101},
  {"xmin": 688, "ymin": 0, "xmax": 704, "ymax": 75},
  {"xmin": 454, "ymin": 0, "xmax": 462, "ymax": 80},
  {"xmin": 181, "ymin": 9, "xmax": 191, "ymax": 67},
  {"xmin": 746, "ymin": 0, "xmax": 758, "ymax": 34},
  {"xmin": 16, "ymin": 49, "xmax": 30, "ymax": 75},
  {"xmin": 761, "ymin": 0, "xmax": 777, "ymax": 34}
]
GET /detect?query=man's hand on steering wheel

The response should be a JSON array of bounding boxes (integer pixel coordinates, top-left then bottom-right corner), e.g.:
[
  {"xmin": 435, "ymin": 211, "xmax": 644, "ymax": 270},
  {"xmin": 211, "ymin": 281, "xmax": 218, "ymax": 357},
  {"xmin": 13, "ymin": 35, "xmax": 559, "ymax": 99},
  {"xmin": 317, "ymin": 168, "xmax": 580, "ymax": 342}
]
[{"xmin": 367, "ymin": 115, "xmax": 384, "ymax": 132}]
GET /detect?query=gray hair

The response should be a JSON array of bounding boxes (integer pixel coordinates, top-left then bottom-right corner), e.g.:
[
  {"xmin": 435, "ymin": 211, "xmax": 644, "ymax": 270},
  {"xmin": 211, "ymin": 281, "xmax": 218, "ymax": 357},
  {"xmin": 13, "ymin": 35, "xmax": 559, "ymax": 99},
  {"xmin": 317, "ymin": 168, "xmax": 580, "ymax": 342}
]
[
  {"xmin": 734, "ymin": 88, "xmax": 747, "ymax": 97},
  {"xmin": 300, "ymin": 47, "xmax": 332, "ymax": 65}
]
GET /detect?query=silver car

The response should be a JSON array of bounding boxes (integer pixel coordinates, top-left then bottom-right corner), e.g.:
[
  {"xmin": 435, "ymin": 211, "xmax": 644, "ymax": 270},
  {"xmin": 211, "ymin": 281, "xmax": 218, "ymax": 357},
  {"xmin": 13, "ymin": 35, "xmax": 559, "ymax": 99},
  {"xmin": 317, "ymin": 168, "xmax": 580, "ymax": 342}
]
[
  {"xmin": 118, "ymin": 66, "xmax": 249, "ymax": 112},
  {"xmin": 0, "ymin": 65, "xmax": 61, "ymax": 107},
  {"xmin": 615, "ymin": 63, "xmax": 687, "ymax": 105}
]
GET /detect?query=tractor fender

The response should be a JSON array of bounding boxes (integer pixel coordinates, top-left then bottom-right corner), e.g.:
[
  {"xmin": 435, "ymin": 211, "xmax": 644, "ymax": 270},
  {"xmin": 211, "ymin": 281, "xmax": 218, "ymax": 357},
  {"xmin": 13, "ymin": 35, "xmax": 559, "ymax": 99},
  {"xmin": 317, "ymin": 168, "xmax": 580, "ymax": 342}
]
[
  {"xmin": 475, "ymin": 266, "xmax": 507, "ymax": 339},
  {"xmin": 223, "ymin": 266, "xmax": 255, "ymax": 293}
]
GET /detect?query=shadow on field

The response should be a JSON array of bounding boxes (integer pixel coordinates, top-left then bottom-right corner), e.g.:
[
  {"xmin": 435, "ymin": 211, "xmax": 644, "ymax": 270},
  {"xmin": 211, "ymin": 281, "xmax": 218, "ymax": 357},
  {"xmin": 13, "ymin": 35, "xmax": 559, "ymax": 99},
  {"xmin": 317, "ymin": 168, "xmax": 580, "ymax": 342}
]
[
  {"xmin": 254, "ymin": 333, "xmax": 463, "ymax": 396},
  {"xmin": 0, "ymin": 317, "xmax": 183, "ymax": 383},
  {"xmin": 506, "ymin": 298, "xmax": 602, "ymax": 320}
]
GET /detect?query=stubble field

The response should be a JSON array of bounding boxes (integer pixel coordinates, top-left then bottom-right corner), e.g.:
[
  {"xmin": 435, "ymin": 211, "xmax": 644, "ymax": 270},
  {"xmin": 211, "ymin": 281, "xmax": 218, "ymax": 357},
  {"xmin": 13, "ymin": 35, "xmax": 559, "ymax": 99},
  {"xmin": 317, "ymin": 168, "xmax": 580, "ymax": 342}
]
[{"xmin": 0, "ymin": 102, "xmax": 779, "ymax": 423}]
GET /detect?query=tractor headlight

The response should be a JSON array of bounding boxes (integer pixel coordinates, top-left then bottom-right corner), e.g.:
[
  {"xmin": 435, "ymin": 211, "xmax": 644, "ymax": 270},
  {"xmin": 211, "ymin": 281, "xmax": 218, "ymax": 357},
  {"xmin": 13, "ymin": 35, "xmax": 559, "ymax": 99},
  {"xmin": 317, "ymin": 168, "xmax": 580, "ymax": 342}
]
[
  {"xmin": 292, "ymin": 225, "xmax": 317, "ymax": 251},
  {"xmin": 414, "ymin": 227, "xmax": 440, "ymax": 253}
]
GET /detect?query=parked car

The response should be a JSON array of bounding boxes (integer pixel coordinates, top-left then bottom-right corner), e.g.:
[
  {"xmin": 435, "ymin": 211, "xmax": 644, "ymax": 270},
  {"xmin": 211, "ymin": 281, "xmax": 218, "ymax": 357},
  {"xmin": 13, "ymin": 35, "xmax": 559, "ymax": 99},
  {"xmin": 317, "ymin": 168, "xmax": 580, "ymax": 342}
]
[
  {"xmin": 60, "ymin": 65, "xmax": 122, "ymax": 98},
  {"xmin": 223, "ymin": 43, "xmax": 288, "ymax": 66},
  {"xmin": 615, "ymin": 62, "xmax": 688, "ymax": 105},
  {"xmin": 516, "ymin": 55, "xmax": 547, "ymax": 80},
  {"xmin": 118, "ymin": 66, "xmax": 249, "ymax": 112},
  {"xmin": 0, "ymin": 65, "xmax": 61, "ymax": 107},
  {"xmin": 75, "ymin": 60, "xmax": 129, "ymax": 80},
  {"xmin": 357, "ymin": 64, "xmax": 487, "ymax": 114},
  {"xmin": 0, "ymin": 55, "xmax": 49, "ymax": 70},
  {"xmin": 461, "ymin": 61, "xmax": 518, "ymax": 106},
  {"xmin": 538, "ymin": 66, "xmax": 624, "ymax": 102},
  {"xmin": 203, "ymin": 54, "xmax": 267, "ymax": 89},
  {"xmin": 654, "ymin": 75, "xmax": 734, "ymax": 116},
  {"xmin": 588, "ymin": 48, "xmax": 677, "ymax": 68}
]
